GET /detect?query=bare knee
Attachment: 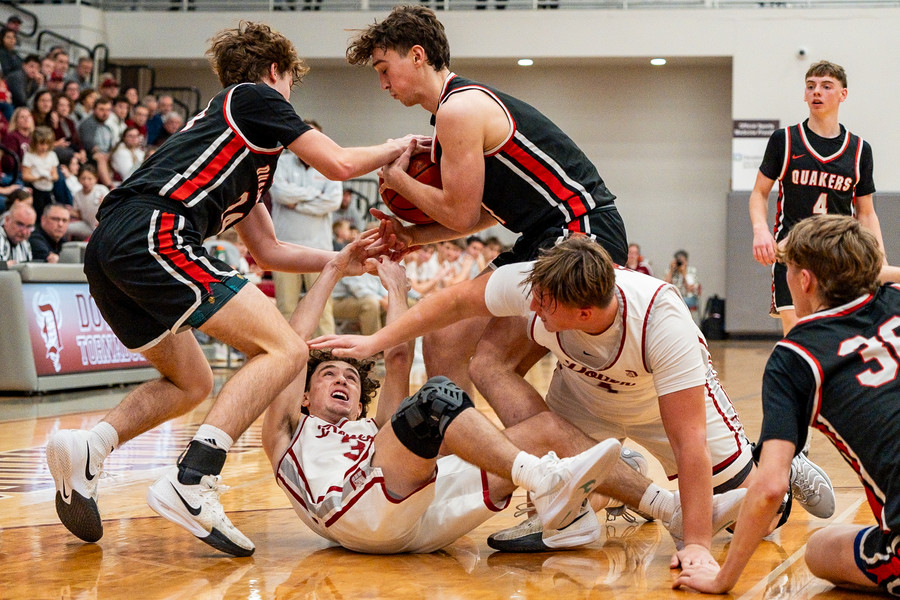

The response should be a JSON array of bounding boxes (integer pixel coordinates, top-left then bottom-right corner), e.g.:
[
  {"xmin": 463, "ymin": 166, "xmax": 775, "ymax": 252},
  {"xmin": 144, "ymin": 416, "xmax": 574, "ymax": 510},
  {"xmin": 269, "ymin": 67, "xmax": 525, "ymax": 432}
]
[{"xmin": 171, "ymin": 365, "xmax": 214, "ymax": 407}]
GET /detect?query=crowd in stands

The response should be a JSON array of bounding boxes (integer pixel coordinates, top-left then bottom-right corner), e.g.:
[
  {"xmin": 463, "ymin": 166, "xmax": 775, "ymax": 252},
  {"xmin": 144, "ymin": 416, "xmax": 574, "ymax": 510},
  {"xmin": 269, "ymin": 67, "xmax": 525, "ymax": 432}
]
[{"xmin": 0, "ymin": 21, "xmax": 184, "ymax": 266}]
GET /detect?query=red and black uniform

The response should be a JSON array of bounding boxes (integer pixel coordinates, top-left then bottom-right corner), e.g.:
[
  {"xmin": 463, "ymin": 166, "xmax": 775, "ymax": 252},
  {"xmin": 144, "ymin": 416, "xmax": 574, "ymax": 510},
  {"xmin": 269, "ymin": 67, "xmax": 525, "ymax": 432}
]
[
  {"xmin": 760, "ymin": 284, "xmax": 900, "ymax": 594},
  {"xmin": 432, "ymin": 74, "xmax": 627, "ymax": 266},
  {"xmin": 85, "ymin": 83, "xmax": 311, "ymax": 351},
  {"xmin": 758, "ymin": 120, "xmax": 875, "ymax": 311}
]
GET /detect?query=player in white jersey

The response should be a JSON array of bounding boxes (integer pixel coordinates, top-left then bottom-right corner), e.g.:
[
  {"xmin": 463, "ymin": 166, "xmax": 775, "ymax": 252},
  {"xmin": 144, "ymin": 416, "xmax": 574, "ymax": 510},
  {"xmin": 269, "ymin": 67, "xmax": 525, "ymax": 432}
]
[
  {"xmin": 313, "ymin": 236, "xmax": 833, "ymax": 567},
  {"xmin": 263, "ymin": 235, "xmax": 623, "ymax": 553}
]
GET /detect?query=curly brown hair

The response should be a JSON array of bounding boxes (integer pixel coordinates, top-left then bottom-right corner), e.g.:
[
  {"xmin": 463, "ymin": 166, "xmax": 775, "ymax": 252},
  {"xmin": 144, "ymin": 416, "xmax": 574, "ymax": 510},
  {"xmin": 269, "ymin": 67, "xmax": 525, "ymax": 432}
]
[
  {"xmin": 206, "ymin": 21, "xmax": 309, "ymax": 88},
  {"xmin": 304, "ymin": 349, "xmax": 380, "ymax": 419},
  {"xmin": 778, "ymin": 215, "xmax": 881, "ymax": 309},
  {"xmin": 346, "ymin": 5, "xmax": 450, "ymax": 71}
]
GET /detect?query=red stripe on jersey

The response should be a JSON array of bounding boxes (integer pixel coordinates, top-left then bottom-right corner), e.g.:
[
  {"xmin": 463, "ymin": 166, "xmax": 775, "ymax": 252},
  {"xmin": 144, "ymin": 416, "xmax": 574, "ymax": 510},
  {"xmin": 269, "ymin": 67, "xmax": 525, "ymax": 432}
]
[
  {"xmin": 155, "ymin": 213, "xmax": 218, "ymax": 292},
  {"xmin": 170, "ymin": 133, "xmax": 246, "ymax": 202},
  {"xmin": 503, "ymin": 139, "xmax": 589, "ymax": 218}
]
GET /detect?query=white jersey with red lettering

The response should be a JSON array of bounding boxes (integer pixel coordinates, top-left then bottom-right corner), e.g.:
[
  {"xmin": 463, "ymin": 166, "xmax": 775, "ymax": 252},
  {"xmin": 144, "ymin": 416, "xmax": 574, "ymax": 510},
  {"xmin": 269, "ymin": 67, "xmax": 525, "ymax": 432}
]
[
  {"xmin": 275, "ymin": 414, "xmax": 507, "ymax": 554},
  {"xmin": 485, "ymin": 264, "xmax": 751, "ymax": 485}
]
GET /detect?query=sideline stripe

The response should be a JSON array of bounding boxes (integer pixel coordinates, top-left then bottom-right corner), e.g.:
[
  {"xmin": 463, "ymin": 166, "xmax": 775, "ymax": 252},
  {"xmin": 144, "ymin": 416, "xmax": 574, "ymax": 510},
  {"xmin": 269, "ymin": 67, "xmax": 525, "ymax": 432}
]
[{"xmin": 736, "ymin": 496, "xmax": 866, "ymax": 600}]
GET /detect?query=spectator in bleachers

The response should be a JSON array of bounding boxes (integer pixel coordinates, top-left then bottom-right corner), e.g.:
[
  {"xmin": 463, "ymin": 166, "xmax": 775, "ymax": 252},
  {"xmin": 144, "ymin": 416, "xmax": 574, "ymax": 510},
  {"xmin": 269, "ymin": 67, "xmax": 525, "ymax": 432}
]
[
  {"xmin": 405, "ymin": 243, "xmax": 443, "ymax": 299},
  {"xmin": 153, "ymin": 110, "xmax": 183, "ymax": 147},
  {"xmin": 66, "ymin": 56, "xmax": 94, "ymax": 91},
  {"xmin": 332, "ymin": 218, "xmax": 352, "ymax": 250},
  {"xmin": 73, "ymin": 88, "xmax": 97, "ymax": 123},
  {"xmin": 625, "ymin": 242, "xmax": 654, "ymax": 276},
  {"xmin": 482, "ymin": 236, "xmax": 503, "ymax": 265},
  {"xmin": 332, "ymin": 271, "xmax": 388, "ymax": 336},
  {"xmin": 3, "ymin": 106, "xmax": 34, "ymax": 163},
  {"xmin": 110, "ymin": 126, "xmax": 145, "ymax": 182},
  {"xmin": 4, "ymin": 187, "xmax": 31, "ymax": 212},
  {"xmin": 22, "ymin": 126, "xmax": 59, "ymax": 216},
  {"xmin": 0, "ymin": 200, "xmax": 34, "ymax": 266},
  {"xmin": 7, "ymin": 54, "xmax": 42, "ymax": 108},
  {"xmin": 29, "ymin": 202, "xmax": 69, "ymax": 263},
  {"xmin": 51, "ymin": 49, "xmax": 70, "ymax": 81},
  {"xmin": 77, "ymin": 97, "xmax": 114, "ymax": 188},
  {"xmin": 127, "ymin": 103, "xmax": 150, "ymax": 139},
  {"xmin": 464, "ymin": 235, "xmax": 487, "ymax": 273},
  {"xmin": 50, "ymin": 94, "xmax": 86, "ymax": 166},
  {"xmin": 269, "ymin": 120, "xmax": 342, "ymax": 332},
  {"xmin": 39, "ymin": 55, "xmax": 55, "ymax": 84},
  {"xmin": 98, "ymin": 75, "xmax": 119, "ymax": 101},
  {"xmin": 145, "ymin": 94, "xmax": 172, "ymax": 145},
  {"xmin": 332, "ymin": 187, "xmax": 365, "ymax": 230},
  {"xmin": 4, "ymin": 15, "xmax": 22, "ymax": 33},
  {"xmin": 123, "ymin": 87, "xmax": 139, "ymax": 108},
  {"xmin": 0, "ymin": 27, "xmax": 22, "ymax": 76},
  {"xmin": 31, "ymin": 89, "xmax": 55, "ymax": 129},
  {"xmin": 67, "ymin": 163, "xmax": 106, "ymax": 240},
  {"xmin": 435, "ymin": 238, "xmax": 477, "ymax": 289},
  {"xmin": 107, "ymin": 95, "xmax": 130, "ymax": 143},
  {"xmin": 0, "ymin": 72, "xmax": 12, "ymax": 121}
]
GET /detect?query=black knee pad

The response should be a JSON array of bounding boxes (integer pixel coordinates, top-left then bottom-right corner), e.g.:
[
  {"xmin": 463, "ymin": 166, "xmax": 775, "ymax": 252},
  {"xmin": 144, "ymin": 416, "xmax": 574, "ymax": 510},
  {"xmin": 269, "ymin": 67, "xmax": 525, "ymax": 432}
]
[{"xmin": 391, "ymin": 376, "xmax": 474, "ymax": 459}]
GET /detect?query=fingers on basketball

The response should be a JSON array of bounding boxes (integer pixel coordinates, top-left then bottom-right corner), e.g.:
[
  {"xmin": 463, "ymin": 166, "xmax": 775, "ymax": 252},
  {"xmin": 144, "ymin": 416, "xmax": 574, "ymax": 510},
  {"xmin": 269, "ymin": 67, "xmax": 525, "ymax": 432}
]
[{"xmin": 379, "ymin": 154, "xmax": 440, "ymax": 225}]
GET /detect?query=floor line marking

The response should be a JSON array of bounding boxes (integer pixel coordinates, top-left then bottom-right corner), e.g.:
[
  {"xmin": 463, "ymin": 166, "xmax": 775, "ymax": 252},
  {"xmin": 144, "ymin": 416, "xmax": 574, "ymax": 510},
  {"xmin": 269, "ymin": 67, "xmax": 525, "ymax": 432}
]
[{"xmin": 736, "ymin": 496, "xmax": 865, "ymax": 600}]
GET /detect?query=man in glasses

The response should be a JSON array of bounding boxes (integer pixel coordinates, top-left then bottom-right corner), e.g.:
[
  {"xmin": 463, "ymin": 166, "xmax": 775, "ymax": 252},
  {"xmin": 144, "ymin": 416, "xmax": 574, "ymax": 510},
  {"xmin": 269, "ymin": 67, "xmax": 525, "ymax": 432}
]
[
  {"xmin": 29, "ymin": 203, "xmax": 70, "ymax": 263},
  {"xmin": 1, "ymin": 201, "xmax": 35, "ymax": 266}
]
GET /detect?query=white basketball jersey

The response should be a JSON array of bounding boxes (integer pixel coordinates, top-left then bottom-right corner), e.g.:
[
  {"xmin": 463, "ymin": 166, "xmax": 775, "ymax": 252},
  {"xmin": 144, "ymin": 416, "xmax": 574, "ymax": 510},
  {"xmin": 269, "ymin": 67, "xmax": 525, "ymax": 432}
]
[{"xmin": 275, "ymin": 414, "xmax": 380, "ymax": 542}]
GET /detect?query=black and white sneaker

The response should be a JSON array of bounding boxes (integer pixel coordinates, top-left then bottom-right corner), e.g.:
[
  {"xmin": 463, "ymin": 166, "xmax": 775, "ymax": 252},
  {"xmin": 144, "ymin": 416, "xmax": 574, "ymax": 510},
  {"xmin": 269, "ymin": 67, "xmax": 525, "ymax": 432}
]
[
  {"xmin": 487, "ymin": 501, "xmax": 602, "ymax": 552},
  {"xmin": 147, "ymin": 467, "xmax": 255, "ymax": 557},
  {"xmin": 46, "ymin": 429, "xmax": 105, "ymax": 543}
]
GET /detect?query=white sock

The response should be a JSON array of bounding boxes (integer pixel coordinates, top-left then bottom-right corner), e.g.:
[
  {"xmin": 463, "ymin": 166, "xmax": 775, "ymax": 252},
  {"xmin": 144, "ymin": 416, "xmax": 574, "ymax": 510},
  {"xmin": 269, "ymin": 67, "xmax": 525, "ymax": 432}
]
[
  {"xmin": 511, "ymin": 451, "xmax": 542, "ymax": 490},
  {"xmin": 89, "ymin": 421, "xmax": 119, "ymax": 459},
  {"xmin": 193, "ymin": 425, "xmax": 234, "ymax": 452},
  {"xmin": 638, "ymin": 483, "xmax": 675, "ymax": 521}
]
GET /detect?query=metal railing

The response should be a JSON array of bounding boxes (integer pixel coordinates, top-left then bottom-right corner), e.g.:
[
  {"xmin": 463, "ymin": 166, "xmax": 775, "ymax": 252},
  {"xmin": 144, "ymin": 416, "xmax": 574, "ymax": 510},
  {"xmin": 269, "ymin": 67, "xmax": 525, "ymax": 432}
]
[{"xmin": 29, "ymin": 0, "xmax": 900, "ymax": 10}]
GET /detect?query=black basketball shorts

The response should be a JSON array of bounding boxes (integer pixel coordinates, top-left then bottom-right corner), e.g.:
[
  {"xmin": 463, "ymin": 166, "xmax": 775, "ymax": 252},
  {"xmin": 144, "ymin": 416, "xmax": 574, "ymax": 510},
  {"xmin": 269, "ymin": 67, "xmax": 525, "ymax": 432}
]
[
  {"xmin": 770, "ymin": 262, "xmax": 794, "ymax": 316},
  {"xmin": 492, "ymin": 206, "xmax": 628, "ymax": 269},
  {"xmin": 84, "ymin": 203, "xmax": 246, "ymax": 352}
]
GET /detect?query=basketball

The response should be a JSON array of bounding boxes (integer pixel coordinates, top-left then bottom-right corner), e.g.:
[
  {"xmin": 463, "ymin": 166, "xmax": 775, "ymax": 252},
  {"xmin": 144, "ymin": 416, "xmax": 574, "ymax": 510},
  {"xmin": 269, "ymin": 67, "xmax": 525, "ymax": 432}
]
[{"xmin": 379, "ymin": 154, "xmax": 441, "ymax": 224}]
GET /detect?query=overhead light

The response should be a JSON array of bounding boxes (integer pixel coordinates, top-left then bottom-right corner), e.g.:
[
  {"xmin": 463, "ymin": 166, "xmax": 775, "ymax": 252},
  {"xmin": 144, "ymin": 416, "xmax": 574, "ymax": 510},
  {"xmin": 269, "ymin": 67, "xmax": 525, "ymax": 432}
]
[
  {"xmin": 518, "ymin": 59, "xmax": 534, "ymax": 67},
  {"xmin": 650, "ymin": 58, "xmax": 667, "ymax": 66}
]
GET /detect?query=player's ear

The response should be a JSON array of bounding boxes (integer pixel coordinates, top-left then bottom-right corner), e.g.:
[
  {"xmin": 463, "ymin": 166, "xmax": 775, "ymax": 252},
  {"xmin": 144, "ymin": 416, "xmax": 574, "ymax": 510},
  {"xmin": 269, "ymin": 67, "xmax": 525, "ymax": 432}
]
[{"xmin": 410, "ymin": 45, "xmax": 426, "ymax": 66}]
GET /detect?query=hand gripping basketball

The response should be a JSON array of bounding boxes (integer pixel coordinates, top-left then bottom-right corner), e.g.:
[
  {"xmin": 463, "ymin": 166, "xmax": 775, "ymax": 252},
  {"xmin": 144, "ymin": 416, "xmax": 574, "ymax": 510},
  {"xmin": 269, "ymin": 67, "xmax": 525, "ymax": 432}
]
[{"xmin": 379, "ymin": 153, "xmax": 441, "ymax": 225}]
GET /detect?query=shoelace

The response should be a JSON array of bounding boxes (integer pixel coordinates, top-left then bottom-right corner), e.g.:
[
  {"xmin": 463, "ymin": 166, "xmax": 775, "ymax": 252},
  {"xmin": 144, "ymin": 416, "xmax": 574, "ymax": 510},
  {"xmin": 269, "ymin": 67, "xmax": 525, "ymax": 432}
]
[{"xmin": 513, "ymin": 501, "xmax": 536, "ymax": 519}]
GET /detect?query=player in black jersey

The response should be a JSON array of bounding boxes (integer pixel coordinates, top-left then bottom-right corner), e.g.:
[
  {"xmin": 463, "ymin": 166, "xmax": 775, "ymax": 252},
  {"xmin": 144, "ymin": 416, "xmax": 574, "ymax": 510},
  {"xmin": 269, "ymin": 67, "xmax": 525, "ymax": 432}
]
[
  {"xmin": 346, "ymin": 5, "xmax": 627, "ymax": 431},
  {"xmin": 748, "ymin": 60, "xmax": 886, "ymax": 335},
  {"xmin": 45, "ymin": 22, "xmax": 425, "ymax": 557},
  {"xmin": 676, "ymin": 215, "xmax": 900, "ymax": 596}
]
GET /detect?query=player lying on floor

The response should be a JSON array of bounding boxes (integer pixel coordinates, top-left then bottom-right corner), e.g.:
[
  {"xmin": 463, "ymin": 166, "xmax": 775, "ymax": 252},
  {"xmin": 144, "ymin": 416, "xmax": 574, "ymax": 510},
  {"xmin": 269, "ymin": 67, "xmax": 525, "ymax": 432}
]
[
  {"xmin": 676, "ymin": 215, "xmax": 900, "ymax": 596},
  {"xmin": 312, "ymin": 236, "xmax": 835, "ymax": 566},
  {"xmin": 262, "ymin": 237, "xmax": 623, "ymax": 553}
]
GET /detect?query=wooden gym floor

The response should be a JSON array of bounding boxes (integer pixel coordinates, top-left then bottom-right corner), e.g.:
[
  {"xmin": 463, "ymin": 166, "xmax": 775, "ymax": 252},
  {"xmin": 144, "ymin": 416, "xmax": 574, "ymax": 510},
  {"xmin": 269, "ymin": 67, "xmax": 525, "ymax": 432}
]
[{"xmin": 0, "ymin": 340, "xmax": 875, "ymax": 599}]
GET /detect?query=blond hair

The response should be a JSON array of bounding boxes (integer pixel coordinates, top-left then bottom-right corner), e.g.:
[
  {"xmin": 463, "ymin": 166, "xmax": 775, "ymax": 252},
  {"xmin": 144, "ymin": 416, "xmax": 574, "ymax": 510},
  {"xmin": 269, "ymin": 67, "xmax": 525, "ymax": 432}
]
[{"xmin": 778, "ymin": 215, "xmax": 881, "ymax": 308}]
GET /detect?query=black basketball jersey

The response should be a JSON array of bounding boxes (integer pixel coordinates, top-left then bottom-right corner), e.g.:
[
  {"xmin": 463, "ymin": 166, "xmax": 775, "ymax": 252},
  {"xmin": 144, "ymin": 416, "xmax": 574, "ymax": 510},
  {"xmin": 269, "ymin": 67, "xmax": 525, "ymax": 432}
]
[
  {"xmin": 759, "ymin": 284, "xmax": 900, "ymax": 532},
  {"xmin": 760, "ymin": 120, "xmax": 874, "ymax": 242},
  {"xmin": 99, "ymin": 83, "xmax": 311, "ymax": 239},
  {"xmin": 431, "ymin": 74, "xmax": 616, "ymax": 236}
]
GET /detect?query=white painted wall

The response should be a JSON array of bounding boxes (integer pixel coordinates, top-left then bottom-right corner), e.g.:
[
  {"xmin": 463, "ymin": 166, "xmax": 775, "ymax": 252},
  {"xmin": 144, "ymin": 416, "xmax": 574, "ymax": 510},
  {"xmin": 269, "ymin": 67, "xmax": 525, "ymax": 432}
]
[{"xmin": 29, "ymin": 5, "xmax": 900, "ymax": 300}]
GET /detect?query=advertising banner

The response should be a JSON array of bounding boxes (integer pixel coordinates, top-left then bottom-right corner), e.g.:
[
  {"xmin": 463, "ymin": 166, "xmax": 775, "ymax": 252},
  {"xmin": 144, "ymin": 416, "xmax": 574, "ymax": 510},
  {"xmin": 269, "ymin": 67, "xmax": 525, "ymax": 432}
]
[{"xmin": 23, "ymin": 283, "xmax": 150, "ymax": 376}]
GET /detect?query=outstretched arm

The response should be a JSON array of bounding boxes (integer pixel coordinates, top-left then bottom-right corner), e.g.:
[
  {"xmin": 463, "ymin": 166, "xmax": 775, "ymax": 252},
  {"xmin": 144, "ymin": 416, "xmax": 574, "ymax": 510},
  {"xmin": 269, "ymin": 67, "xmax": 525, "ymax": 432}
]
[
  {"xmin": 309, "ymin": 271, "xmax": 494, "ymax": 358},
  {"xmin": 262, "ymin": 233, "xmax": 379, "ymax": 468},
  {"xmin": 369, "ymin": 257, "xmax": 416, "ymax": 427}
]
